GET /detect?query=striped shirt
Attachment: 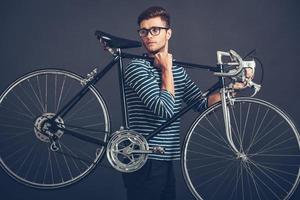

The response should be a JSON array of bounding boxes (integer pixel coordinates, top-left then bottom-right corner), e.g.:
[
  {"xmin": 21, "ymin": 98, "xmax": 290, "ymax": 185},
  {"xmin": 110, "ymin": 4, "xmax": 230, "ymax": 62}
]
[{"xmin": 124, "ymin": 59, "xmax": 207, "ymax": 160}]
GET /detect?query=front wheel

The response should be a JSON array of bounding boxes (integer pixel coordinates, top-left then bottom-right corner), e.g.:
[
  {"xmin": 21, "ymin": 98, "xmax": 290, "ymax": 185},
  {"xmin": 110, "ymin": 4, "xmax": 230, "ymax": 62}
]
[
  {"xmin": 182, "ymin": 97, "xmax": 300, "ymax": 200},
  {"xmin": 0, "ymin": 69, "xmax": 110, "ymax": 189}
]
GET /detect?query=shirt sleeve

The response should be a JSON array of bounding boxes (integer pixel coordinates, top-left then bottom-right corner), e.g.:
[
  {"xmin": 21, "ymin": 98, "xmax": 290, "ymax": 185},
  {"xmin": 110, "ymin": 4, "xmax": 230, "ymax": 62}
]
[
  {"xmin": 125, "ymin": 60, "xmax": 176, "ymax": 119},
  {"xmin": 182, "ymin": 69, "xmax": 207, "ymax": 113}
]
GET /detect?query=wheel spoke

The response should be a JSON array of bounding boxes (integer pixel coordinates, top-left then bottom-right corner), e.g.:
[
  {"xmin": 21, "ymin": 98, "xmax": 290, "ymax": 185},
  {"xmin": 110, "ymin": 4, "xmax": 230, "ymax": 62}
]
[{"xmin": 56, "ymin": 75, "xmax": 66, "ymax": 113}]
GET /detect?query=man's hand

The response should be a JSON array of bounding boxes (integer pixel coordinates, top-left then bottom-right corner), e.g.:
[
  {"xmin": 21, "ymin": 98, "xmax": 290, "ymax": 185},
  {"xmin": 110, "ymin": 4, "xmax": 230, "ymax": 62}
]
[
  {"xmin": 154, "ymin": 52, "xmax": 173, "ymax": 72},
  {"xmin": 232, "ymin": 67, "xmax": 254, "ymax": 89},
  {"xmin": 208, "ymin": 67, "xmax": 255, "ymax": 106}
]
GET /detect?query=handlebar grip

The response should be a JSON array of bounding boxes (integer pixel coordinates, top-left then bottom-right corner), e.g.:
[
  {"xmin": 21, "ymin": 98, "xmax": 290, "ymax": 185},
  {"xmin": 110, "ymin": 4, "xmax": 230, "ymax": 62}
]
[
  {"xmin": 229, "ymin": 50, "xmax": 243, "ymax": 63},
  {"xmin": 217, "ymin": 51, "xmax": 230, "ymax": 65}
]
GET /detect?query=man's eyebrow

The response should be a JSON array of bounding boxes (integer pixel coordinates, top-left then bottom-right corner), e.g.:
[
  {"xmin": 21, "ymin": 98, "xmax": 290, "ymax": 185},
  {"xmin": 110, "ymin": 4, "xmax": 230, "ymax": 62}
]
[{"xmin": 140, "ymin": 26, "xmax": 159, "ymax": 29}]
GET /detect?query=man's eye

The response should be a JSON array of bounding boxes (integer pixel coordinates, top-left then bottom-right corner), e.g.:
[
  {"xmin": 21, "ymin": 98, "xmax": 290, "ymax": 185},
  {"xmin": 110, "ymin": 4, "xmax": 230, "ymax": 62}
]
[
  {"xmin": 151, "ymin": 27, "xmax": 160, "ymax": 33},
  {"xmin": 140, "ymin": 29, "xmax": 147, "ymax": 34}
]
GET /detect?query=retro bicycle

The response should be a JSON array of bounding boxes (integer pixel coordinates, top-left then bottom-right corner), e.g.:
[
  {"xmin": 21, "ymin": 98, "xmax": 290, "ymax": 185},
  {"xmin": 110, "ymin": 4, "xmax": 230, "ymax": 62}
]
[{"xmin": 0, "ymin": 31, "xmax": 299, "ymax": 200}]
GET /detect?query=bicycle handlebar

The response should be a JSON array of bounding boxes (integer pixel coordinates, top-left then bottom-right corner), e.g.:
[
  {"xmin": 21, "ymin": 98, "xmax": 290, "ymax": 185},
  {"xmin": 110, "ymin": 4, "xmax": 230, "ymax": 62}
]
[
  {"xmin": 214, "ymin": 49, "xmax": 261, "ymax": 96},
  {"xmin": 214, "ymin": 50, "xmax": 244, "ymax": 78}
]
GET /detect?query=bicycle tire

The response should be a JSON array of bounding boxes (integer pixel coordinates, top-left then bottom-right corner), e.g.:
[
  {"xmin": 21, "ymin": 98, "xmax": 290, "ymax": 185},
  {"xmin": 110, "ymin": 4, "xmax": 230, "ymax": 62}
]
[
  {"xmin": 182, "ymin": 97, "xmax": 300, "ymax": 200},
  {"xmin": 0, "ymin": 69, "xmax": 110, "ymax": 189}
]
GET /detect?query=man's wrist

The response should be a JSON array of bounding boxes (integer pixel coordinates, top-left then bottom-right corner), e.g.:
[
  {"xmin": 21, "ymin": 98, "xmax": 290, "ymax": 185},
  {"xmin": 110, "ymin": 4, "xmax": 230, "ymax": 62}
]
[{"xmin": 161, "ymin": 66, "xmax": 172, "ymax": 73}]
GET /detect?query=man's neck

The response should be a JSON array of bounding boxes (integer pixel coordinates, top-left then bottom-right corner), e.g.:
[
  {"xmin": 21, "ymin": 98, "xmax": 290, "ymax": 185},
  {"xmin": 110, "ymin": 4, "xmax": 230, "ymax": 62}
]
[{"xmin": 146, "ymin": 45, "xmax": 168, "ymax": 57}]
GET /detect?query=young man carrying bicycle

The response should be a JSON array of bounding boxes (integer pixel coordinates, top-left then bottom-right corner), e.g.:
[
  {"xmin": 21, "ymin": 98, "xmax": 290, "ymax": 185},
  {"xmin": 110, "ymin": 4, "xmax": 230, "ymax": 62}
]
[{"xmin": 122, "ymin": 6, "xmax": 251, "ymax": 200}]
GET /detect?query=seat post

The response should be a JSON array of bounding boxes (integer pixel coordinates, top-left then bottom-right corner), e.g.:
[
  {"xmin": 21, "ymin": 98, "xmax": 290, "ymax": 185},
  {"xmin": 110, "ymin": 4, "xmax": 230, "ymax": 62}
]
[{"xmin": 117, "ymin": 48, "xmax": 129, "ymax": 129}]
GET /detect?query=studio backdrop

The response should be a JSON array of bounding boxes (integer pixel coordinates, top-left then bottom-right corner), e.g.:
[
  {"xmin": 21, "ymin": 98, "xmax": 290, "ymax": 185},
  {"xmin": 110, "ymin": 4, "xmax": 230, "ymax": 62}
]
[{"xmin": 0, "ymin": 0, "xmax": 299, "ymax": 200}]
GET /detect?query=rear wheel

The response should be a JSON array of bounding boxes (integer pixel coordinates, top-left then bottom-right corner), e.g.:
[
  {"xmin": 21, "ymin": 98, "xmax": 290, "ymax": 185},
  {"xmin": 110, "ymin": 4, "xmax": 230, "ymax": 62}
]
[{"xmin": 0, "ymin": 69, "xmax": 110, "ymax": 189}]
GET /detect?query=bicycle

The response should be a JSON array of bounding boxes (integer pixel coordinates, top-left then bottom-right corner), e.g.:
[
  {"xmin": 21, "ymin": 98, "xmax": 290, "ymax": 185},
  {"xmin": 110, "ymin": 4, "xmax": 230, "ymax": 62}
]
[{"xmin": 0, "ymin": 30, "xmax": 299, "ymax": 200}]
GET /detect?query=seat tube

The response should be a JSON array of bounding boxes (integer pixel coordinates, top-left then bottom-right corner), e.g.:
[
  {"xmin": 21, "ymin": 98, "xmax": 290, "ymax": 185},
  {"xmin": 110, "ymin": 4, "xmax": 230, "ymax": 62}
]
[{"xmin": 117, "ymin": 49, "xmax": 129, "ymax": 129}]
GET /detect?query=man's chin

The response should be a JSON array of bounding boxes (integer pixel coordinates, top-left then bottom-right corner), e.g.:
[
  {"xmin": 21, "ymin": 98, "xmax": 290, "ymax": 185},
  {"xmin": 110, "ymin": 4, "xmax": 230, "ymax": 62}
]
[
  {"xmin": 144, "ymin": 44, "xmax": 165, "ymax": 55},
  {"xmin": 145, "ymin": 47, "xmax": 160, "ymax": 55}
]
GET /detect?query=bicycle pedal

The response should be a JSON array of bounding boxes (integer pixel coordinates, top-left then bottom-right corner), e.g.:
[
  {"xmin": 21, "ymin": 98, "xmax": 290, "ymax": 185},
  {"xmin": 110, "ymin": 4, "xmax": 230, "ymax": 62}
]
[{"xmin": 150, "ymin": 146, "xmax": 165, "ymax": 154}]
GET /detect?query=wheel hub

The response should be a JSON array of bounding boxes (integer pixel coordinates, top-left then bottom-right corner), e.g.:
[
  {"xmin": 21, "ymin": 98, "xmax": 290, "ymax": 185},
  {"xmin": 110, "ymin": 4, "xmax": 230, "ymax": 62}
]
[
  {"xmin": 34, "ymin": 113, "xmax": 65, "ymax": 143},
  {"xmin": 236, "ymin": 152, "xmax": 248, "ymax": 162}
]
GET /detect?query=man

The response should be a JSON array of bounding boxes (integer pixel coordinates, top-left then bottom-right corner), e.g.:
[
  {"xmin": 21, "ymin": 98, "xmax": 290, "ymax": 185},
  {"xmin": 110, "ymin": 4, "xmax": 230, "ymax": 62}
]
[{"xmin": 122, "ymin": 6, "xmax": 245, "ymax": 200}]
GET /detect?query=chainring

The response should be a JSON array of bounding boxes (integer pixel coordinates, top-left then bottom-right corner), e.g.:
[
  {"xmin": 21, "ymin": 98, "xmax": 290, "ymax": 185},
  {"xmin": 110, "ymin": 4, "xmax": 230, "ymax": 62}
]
[{"xmin": 106, "ymin": 129, "xmax": 149, "ymax": 173}]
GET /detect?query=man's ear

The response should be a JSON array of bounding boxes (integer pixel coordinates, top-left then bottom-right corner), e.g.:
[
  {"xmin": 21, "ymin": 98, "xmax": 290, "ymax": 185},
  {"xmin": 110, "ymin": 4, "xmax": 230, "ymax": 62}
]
[{"xmin": 167, "ymin": 28, "xmax": 172, "ymax": 40}]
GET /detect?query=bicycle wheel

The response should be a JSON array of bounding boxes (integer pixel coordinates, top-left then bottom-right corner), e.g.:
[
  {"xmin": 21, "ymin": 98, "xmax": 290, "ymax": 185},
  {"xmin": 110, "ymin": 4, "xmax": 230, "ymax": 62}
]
[
  {"xmin": 0, "ymin": 69, "xmax": 110, "ymax": 189},
  {"xmin": 182, "ymin": 97, "xmax": 300, "ymax": 200}
]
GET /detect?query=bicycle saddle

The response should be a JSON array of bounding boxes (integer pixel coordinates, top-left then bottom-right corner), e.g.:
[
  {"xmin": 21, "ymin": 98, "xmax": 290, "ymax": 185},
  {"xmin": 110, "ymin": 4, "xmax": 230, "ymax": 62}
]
[{"xmin": 95, "ymin": 30, "xmax": 141, "ymax": 49}]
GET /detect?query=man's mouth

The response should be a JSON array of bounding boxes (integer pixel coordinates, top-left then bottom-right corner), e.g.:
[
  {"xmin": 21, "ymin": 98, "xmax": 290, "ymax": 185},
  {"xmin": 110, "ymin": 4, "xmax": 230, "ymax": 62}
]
[{"xmin": 146, "ymin": 42, "xmax": 156, "ymax": 46}]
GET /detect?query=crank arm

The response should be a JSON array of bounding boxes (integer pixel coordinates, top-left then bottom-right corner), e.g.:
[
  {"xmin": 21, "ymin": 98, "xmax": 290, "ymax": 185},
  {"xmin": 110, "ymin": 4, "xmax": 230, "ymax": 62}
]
[{"xmin": 128, "ymin": 146, "xmax": 165, "ymax": 155}]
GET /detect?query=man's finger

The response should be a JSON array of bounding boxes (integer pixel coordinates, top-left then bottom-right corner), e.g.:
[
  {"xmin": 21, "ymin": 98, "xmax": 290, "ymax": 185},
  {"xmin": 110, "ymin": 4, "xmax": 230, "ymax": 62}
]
[
  {"xmin": 245, "ymin": 68, "xmax": 253, "ymax": 79},
  {"xmin": 154, "ymin": 54, "xmax": 160, "ymax": 67}
]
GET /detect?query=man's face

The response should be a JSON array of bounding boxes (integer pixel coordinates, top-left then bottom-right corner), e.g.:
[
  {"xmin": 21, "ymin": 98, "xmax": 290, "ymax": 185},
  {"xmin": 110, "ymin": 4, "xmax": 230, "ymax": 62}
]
[{"xmin": 139, "ymin": 16, "xmax": 172, "ymax": 55}]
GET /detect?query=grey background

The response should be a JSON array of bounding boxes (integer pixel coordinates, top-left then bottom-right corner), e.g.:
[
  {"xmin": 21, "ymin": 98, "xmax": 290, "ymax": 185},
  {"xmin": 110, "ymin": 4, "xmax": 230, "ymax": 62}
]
[{"xmin": 0, "ymin": 0, "xmax": 299, "ymax": 199}]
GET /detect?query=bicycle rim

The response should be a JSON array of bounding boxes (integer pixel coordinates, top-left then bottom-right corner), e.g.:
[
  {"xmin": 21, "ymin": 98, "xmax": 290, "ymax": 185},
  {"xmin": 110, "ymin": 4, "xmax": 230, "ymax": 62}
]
[
  {"xmin": 0, "ymin": 69, "xmax": 110, "ymax": 189},
  {"xmin": 182, "ymin": 97, "xmax": 300, "ymax": 200}
]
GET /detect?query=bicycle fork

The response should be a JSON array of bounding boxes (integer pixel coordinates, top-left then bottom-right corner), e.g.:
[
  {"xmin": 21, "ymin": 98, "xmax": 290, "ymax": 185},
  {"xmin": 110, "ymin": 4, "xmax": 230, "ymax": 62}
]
[{"xmin": 220, "ymin": 88, "xmax": 247, "ymax": 160}]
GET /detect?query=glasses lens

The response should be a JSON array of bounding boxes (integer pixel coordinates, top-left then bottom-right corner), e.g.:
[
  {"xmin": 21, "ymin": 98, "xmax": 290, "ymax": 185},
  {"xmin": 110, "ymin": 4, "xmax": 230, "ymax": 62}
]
[
  {"xmin": 138, "ymin": 29, "xmax": 148, "ymax": 37},
  {"xmin": 150, "ymin": 27, "xmax": 161, "ymax": 36}
]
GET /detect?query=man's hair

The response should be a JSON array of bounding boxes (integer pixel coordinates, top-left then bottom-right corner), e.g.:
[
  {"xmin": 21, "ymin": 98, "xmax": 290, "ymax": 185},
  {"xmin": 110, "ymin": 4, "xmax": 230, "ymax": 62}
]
[{"xmin": 137, "ymin": 6, "xmax": 170, "ymax": 27}]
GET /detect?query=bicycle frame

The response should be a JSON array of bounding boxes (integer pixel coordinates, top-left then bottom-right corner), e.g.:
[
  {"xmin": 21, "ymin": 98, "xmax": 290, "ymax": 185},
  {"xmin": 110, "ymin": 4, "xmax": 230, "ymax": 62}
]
[{"xmin": 48, "ymin": 48, "xmax": 227, "ymax": 148}]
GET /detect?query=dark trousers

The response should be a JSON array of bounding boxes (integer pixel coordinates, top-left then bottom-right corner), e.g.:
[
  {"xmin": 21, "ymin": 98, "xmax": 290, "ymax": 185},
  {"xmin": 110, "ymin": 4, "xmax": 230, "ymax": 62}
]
[{"xmin": 122, "ymin": 159, "xmax": 176, "ymax": 200}]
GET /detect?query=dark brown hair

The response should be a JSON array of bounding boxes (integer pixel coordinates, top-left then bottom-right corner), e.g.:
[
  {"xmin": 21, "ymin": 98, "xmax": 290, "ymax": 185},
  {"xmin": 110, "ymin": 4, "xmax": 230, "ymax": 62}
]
[{"xmin": 137, "ymin": 6, "xmax": 170, "ymax": 27}]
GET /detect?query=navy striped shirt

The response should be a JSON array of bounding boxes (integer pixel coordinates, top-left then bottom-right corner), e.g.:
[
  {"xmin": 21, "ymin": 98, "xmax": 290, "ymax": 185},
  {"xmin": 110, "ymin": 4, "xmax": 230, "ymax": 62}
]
[{"xmin": 125, "ymin": 59, "xmax": 207, "ymax": 160}]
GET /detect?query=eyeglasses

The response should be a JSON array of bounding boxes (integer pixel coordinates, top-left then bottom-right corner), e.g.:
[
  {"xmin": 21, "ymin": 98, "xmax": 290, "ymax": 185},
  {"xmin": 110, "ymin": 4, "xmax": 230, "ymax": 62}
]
[{"xmin": 137, "ymin": 26, "xmax": 169, "ymax": 37}]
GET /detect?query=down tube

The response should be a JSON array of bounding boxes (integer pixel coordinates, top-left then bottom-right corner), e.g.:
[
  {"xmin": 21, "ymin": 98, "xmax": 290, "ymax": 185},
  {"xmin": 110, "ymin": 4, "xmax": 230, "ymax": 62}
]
[{"xmin": 146, "ymin": 96, "xmax": 207, "ymax": 141}]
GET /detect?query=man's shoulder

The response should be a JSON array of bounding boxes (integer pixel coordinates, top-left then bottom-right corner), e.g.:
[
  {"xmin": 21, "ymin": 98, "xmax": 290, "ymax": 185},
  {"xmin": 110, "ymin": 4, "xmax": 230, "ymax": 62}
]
[
  {"xmin": 128, "ymin": 58, "xmax": 151, "ymax": 67},
  {"xmin": 126, "ymin": 58, "xmax": 152, "ymax": 74},
  {"xmin": 173, "ymin": 64, "xmax": 186, "ymax": 75},
  {"xmin": 124, "ymin": 59, "xmax": 152, "ymax": 78}
]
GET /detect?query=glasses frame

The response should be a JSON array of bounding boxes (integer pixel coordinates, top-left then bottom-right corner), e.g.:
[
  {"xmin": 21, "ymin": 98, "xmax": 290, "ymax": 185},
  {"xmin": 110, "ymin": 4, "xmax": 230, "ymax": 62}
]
[{"xmin": 137, "ymin": 26, "xmax": 170, "ymax": 37}]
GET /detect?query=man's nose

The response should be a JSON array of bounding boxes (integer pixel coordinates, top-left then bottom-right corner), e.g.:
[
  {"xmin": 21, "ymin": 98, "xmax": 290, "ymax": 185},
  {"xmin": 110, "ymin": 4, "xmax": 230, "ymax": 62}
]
[{"xmin": 145, "ymin": 31, "xmax": 153, "ymax": 39}]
